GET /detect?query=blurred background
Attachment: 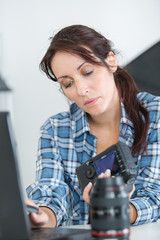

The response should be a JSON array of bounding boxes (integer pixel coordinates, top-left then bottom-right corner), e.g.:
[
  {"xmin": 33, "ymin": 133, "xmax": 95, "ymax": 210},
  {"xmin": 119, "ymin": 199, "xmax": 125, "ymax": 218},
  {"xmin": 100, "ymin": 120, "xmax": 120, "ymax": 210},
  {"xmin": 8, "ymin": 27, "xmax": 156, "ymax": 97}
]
[{"xmin": 0, "ymin": 0, "xmax": 160, "ymax": 194}]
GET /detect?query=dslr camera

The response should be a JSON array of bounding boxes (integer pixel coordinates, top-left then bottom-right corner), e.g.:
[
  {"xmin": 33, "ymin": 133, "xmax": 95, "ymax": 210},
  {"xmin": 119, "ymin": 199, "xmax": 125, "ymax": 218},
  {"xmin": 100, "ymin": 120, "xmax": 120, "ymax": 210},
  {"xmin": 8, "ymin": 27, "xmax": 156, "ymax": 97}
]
[{"xmin": 76, "ymin": 141, "xmax": 136, "ymax": 192}]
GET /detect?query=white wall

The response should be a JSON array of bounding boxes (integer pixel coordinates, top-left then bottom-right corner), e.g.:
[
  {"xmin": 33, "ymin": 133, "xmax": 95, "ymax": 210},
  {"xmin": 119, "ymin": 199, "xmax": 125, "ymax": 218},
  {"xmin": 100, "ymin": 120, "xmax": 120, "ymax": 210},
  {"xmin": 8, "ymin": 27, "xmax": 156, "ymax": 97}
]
[{"xmin": 0, "ymin": 0, "xmax": 160, "ymax": 194}]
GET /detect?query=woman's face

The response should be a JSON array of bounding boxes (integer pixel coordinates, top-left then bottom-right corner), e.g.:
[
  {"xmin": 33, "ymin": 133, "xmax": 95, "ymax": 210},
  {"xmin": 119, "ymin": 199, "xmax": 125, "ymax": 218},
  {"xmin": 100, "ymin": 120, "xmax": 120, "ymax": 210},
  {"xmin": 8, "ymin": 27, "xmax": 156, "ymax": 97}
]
[{"xmin": 51, "ymin": 51, "xmax": 119, "ymax": 117}]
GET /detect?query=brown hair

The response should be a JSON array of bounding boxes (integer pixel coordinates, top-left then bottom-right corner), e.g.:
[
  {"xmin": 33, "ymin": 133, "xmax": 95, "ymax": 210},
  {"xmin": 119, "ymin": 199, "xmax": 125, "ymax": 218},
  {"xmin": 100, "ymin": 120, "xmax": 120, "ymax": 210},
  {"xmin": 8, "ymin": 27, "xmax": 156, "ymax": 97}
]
[{"xmin": 40, "ymin": 24, "xmax": 149, "ymax": 156}]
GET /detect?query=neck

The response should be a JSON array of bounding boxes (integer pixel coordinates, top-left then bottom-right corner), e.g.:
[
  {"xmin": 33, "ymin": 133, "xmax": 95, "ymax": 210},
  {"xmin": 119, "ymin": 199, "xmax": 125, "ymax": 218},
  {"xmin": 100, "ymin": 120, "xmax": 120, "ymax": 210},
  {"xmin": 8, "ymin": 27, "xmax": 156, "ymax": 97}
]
[{"xmin": 87, "ymin": 96, "xmax": 121, "ymax": 128}]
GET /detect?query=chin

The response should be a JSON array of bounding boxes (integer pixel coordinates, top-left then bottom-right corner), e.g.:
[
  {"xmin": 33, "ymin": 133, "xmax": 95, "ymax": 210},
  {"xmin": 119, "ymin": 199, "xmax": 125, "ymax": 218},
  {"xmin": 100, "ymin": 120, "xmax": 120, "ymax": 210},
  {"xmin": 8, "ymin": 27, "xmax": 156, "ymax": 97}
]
[
  {"xmin": 87, "ymin": 108, "xmax": 105, "ymax": 117},
  {"xmin": 82, "ymin": 102, "xmax": 107, "ymax": 116}
]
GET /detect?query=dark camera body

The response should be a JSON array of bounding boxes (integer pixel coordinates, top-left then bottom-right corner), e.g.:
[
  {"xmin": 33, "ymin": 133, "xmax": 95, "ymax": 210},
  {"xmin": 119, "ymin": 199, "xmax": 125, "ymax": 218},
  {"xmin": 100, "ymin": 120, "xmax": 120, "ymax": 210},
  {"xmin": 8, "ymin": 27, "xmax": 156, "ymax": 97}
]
[{"xmin": 76, "ymin": 142, "xmax": 136, "ymax": 192}]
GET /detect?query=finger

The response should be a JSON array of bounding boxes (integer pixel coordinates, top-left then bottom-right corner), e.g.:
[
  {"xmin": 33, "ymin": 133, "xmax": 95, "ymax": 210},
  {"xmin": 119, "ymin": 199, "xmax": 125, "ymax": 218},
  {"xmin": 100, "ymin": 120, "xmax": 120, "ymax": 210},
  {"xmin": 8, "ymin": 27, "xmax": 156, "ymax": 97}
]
[
  {"xmin": 25, "ymin": 198, "xmax": 38, "ymax": 208},
  {"xmin": 29, "ymin": 210, "xmax": 48, "ymax": 228},
  {"xmin": 129, "ymin": 184, "xmax": 135, "ymax": 199},
  {"xmin": 104, "ymin": 169, "xmax": 111, "ymax": 178},
  {"xmin": 83, "ymin": 182, "xmax": 92, "ymax": 204},
  {"xmin": 98, "ymin": 169, "xmax": 111, "ymax": 179},
  {"xmin": 98, "ymin": 172, "xmax": 105, "ymax": 178}
]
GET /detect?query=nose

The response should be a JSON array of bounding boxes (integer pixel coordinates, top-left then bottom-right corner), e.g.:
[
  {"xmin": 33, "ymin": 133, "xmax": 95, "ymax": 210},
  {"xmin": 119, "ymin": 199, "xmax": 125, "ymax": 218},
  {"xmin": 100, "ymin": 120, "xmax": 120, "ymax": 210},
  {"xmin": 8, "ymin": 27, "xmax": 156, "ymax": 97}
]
[{"xmin": 75, "ymin": 78, "xmax": 89, "ymax": 96}]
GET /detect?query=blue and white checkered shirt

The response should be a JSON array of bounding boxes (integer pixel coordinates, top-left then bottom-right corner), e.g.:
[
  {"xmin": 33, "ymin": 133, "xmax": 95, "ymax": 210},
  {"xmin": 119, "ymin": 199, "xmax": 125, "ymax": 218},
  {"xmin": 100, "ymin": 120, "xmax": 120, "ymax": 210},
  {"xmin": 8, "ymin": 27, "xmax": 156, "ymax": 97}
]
[{"xmin": 26, "ymin": 92, "xmax": 160, "ymax": 226}]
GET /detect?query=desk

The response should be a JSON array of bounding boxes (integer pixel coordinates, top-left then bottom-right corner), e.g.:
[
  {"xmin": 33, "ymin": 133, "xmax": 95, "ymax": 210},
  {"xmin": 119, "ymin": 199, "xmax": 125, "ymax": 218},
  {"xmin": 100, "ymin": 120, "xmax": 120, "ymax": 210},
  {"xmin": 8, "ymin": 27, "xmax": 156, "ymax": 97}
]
[
  {"xmin": 61, "ymin": 220, "xmax": 160, "ymax": 240},
  {"xmin": 130, "ymin": 221, "xmax": 160, "ymax": 240}
]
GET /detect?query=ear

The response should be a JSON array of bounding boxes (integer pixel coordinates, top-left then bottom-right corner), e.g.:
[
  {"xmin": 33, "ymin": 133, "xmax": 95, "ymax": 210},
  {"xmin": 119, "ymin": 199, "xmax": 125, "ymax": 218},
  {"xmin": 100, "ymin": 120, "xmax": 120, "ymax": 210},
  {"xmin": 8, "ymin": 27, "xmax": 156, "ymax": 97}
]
[{"xmin": 105, "ymin": 51, "xmax": 117, "ymax": 73}]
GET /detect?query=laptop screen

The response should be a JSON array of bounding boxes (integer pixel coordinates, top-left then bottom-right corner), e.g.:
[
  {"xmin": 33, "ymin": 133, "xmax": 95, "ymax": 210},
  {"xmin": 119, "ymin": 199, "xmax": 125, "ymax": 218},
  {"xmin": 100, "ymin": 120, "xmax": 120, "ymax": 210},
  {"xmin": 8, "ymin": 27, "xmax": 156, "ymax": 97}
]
[
  {"xmin": 0, "ymin": 112, "xmax": 31, "ymax": 240},
  {"xmin": 0, "ymin": 112, "xmax": 92, "ymax": 240}
]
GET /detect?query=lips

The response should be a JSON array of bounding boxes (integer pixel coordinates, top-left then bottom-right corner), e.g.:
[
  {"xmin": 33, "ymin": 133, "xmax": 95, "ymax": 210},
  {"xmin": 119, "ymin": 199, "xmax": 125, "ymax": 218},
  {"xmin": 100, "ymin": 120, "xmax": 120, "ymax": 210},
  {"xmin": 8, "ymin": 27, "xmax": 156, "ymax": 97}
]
[{"xmin": 84, "ymin": 97, "xmax": 99, "ymax": 107}]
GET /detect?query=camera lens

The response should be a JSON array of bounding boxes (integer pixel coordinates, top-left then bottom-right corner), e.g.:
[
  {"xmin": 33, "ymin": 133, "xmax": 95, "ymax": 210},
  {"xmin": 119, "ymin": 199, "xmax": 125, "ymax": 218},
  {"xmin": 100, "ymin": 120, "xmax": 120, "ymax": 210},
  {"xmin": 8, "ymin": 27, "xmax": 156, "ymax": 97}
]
[{"xmin": 90, "ymin": 176, "xmax": 130, "ymax": 239}]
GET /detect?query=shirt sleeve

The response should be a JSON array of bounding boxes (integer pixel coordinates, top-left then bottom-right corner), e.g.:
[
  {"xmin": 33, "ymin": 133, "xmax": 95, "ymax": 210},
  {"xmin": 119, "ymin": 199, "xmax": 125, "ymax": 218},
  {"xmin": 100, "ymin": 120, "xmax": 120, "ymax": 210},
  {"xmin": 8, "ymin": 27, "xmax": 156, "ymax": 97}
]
[
  {"xmin": 26, "ymin": 123, "xmax": 71, "ymax": 226},
  {"xmin": 130, "ymin": 114, "xmax": 160, "ymax": 225}
]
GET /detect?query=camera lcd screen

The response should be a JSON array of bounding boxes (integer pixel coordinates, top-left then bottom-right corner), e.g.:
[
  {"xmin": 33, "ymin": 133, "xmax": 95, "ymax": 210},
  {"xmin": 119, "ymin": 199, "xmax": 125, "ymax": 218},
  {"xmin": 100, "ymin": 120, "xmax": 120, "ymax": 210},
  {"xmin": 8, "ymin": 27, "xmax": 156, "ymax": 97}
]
[{"xmin": 93, "ymin": 150, "xmax": 120, "ymax": 176}]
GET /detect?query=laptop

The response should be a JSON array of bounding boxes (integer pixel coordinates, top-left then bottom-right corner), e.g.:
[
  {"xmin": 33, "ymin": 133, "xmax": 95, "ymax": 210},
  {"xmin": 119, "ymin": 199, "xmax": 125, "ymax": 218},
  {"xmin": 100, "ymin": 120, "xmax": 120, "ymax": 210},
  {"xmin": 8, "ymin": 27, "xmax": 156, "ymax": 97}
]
[{"xmin": 0, "ymin": 112, "xmax": 91, "ymax": 240}]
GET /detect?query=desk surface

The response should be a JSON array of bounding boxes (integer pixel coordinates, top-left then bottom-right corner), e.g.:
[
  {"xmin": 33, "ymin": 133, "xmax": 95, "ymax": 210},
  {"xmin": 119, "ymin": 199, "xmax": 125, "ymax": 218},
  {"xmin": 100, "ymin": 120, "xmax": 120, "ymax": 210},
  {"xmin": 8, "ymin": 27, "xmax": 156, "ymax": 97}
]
[
  {"xmin": 62, "ymin": 220, "xmax": 160, "ymax": 240},
  {"xmin": 130, "ymin": 221, "xmax": 160, "ymax": 240}
]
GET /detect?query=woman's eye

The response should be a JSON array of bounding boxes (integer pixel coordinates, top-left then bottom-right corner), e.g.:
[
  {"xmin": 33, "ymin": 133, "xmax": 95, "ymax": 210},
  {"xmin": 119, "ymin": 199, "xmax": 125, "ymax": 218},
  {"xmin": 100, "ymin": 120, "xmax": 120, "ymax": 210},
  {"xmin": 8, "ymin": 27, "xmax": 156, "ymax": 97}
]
[
  {"xmin": 84, "ymin": 70, "xmax": 93, "ymax": 76},
  {"xmin": 63, "ymin": 80, "xmax": 73, "ymax": 89}
]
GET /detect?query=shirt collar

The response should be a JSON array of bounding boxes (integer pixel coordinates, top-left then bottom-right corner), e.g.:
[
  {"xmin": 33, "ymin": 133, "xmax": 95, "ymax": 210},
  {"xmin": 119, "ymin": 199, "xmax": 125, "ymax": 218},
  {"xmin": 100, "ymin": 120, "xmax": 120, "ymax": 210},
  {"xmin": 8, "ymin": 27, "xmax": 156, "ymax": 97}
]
[
  {"xmin": 120, "ymin": 100, "xmax": 134, "ymax": 128},
  {"xmin": 70, "ymin": 103, "xmax": 90, "ymax": 139}
]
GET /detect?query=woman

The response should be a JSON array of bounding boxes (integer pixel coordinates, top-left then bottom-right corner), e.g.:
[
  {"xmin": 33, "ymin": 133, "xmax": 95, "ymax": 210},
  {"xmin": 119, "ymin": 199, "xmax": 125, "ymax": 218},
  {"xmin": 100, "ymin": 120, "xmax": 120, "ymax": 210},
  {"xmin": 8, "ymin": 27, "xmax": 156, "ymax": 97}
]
[{"xmin": 26, "ymin": 24, "xmax": 160, "ymax": 228}]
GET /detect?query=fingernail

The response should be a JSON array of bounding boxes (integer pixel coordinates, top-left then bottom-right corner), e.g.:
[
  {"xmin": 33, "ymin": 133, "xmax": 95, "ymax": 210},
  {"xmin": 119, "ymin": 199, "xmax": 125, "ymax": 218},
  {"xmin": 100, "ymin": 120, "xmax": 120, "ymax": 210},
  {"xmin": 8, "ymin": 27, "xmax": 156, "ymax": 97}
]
[
  {"xmin": 38, "ymin": 208, "xmax": 42, "ymax": 214},
  {"xmin": 88, "ymin": 182, "xmax": 92, "ymax": 187},
  {"xmin": 106, "ymin": 169, "xmax": 111, "ymax": 176},
  {"xmin": 99, "ymin": 172, "xmax": 104, "ymax": 178}
]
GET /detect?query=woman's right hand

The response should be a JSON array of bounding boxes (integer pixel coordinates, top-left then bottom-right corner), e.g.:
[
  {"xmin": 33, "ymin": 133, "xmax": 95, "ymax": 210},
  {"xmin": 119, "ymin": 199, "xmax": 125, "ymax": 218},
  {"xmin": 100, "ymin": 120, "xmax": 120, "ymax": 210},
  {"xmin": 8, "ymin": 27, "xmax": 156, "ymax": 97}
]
[
  {"xmin": 83, "ymin": 169, "xmax": 111, "ymax": 204},
  {"xmin": 25, "ymin": 198, "xmax": 57, "ymax": 228}
]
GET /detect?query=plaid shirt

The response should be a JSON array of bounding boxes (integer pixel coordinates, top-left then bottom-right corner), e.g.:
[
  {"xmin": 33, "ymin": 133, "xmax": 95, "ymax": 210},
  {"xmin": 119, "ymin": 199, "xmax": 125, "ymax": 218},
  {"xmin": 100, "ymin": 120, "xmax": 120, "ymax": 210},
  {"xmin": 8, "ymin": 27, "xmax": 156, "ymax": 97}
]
[{"xmin": 26, "ymin": 92, "xmax": 160, "ymax": 226}]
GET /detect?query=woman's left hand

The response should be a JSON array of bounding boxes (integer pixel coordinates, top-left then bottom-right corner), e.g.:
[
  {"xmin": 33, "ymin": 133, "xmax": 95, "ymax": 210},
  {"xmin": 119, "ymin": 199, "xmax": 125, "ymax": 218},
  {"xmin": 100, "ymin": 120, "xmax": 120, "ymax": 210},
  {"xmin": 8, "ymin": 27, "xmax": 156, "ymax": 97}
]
[{"xmin": 83, "ymin": 169, "xmax": 111, "ymax": 204}]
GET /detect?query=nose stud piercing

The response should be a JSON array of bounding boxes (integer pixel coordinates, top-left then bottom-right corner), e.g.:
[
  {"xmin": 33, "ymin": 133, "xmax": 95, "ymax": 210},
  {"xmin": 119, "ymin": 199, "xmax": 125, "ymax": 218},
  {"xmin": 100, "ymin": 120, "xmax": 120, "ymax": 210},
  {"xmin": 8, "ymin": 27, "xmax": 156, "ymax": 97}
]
[{"xmin": 82, "ymin": 89, "xmax": 89, "ymax": 96}]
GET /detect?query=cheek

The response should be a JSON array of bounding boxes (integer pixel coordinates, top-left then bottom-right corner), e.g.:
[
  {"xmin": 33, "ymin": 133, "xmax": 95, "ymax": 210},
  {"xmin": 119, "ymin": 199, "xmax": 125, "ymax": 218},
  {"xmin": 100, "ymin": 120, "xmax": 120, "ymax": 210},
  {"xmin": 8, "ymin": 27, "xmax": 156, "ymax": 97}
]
[
  {"xmin": 100, "ymin": 76, "xmax": 116, "ymax": 97},
  {"xmin": 96, "ymin": 74, "xmax": 113, "ymax": 89},
  {"xmin": 63, "ymin": 89, "xmax": 78, "ymax": 102}
]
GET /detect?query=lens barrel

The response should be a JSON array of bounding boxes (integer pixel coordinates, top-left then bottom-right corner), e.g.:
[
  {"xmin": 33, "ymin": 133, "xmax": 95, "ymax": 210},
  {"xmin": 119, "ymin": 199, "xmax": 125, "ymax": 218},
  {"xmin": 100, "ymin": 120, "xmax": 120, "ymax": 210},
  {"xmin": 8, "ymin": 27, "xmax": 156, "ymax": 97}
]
[{"xmin": 90, "ymin": 176, "xmax": 130, "ymax": 239}]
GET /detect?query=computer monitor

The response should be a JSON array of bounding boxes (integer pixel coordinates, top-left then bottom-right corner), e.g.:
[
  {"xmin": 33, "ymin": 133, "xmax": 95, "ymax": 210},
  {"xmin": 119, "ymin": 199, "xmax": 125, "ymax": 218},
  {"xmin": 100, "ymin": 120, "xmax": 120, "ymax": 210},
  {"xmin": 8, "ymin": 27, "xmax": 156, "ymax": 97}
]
[{"xmin": 0, "ymin": 112, "xmax": 31, "ymax": 240}]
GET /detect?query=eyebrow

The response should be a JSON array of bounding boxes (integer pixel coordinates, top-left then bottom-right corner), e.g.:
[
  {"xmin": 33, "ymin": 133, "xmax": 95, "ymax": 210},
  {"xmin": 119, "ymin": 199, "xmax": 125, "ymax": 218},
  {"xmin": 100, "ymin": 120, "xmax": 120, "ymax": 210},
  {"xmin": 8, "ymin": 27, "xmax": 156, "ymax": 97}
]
[
  {"xmin": 77, "ymin": 61, "xmax": 86, "ymax": 70},
  {"xmin": 57, "ymin": 75, "xmax": 69, "ymax": 81},
  {"xmin": 57, "ymin": 62, "xmax": 86, "ymax": 81}
]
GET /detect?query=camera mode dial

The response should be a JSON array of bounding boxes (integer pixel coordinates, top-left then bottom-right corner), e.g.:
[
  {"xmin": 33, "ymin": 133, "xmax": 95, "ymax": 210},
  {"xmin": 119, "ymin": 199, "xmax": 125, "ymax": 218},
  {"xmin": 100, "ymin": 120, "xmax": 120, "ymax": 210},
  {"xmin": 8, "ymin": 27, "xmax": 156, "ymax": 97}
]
[{"xmin": 85, "ymin": 165, "xmax": 96, "ymax": 179}]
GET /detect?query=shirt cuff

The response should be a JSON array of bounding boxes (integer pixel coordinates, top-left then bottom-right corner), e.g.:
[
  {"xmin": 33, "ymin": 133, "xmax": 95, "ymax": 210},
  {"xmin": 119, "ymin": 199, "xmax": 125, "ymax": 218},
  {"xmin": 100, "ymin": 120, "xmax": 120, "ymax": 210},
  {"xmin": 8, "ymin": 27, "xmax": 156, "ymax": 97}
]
[
  {"xmin": 32, "ymin": 200, "xmax": 64, "ymax": 226},
  {"xmin": 130, "ymin": 198, "xmax": 155, "ymax": 226}
]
